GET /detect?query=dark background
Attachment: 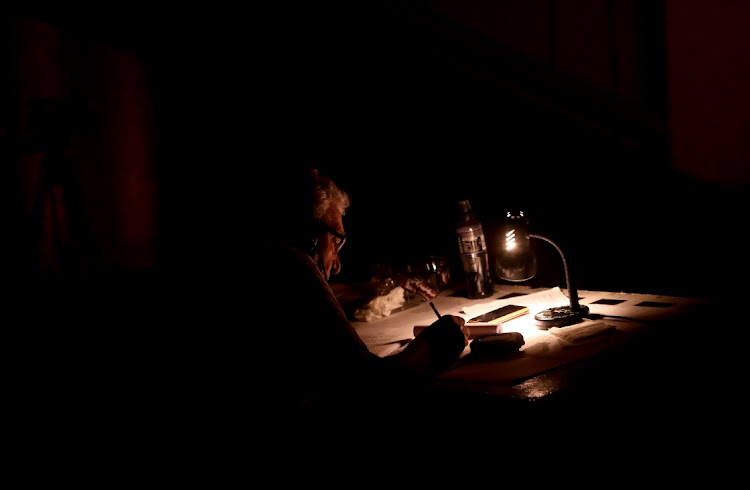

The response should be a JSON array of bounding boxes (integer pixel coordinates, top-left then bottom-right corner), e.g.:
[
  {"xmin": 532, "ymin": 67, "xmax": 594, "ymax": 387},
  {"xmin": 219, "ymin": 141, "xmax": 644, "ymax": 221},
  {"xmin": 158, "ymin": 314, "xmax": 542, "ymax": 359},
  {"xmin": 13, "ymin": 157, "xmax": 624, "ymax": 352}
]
[{"xmin": 4, "ymin": 1, "xmax": 749, "ymax": 305}]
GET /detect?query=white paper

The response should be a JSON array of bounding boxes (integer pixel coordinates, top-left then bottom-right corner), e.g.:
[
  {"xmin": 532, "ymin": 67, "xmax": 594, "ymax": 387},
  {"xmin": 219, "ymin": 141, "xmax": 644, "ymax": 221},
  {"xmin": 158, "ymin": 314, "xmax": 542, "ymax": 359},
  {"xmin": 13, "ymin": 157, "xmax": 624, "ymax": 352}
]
[
  {"xmin": 354, "ymin": 287, "xmax": 573, "ymax": 356},
  {"xmin": 460, "ymin": 286, "xmax": 572, "ymax": 319}
]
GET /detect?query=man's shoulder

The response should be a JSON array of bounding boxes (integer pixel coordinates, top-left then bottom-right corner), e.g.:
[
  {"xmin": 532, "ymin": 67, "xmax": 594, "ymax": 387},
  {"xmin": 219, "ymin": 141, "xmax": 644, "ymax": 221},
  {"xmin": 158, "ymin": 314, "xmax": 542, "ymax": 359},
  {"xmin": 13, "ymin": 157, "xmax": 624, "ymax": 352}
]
[{"xmin": 259, "ymin": 241, "xmax": 325, "ymax": 292}]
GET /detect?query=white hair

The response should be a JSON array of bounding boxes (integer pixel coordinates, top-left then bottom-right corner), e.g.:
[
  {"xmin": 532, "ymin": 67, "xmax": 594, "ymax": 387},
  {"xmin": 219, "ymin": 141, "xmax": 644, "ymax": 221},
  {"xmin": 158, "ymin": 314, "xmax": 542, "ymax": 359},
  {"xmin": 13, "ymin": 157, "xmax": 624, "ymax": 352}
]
[{"xmin": 310, "ymin": 167, "xmax": 350, "ymax": 220}]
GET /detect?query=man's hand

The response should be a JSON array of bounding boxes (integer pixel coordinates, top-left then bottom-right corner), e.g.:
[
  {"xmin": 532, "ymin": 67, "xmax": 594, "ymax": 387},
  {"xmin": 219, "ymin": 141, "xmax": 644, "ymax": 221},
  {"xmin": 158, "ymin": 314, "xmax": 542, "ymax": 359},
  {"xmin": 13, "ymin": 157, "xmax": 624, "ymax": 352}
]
[{"xmin": 410, "ymin": 315, "xmax": 469, "ymax": 370}]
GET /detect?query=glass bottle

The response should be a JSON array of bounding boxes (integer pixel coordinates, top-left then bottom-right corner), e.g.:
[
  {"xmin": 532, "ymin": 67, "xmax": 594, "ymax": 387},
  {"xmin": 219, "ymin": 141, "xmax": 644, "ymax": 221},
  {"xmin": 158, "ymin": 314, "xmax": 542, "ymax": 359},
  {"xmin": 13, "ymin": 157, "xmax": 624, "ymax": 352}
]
[{"xmin": 456, "ymin": 200, "xmax": 493, "ymax": 299}]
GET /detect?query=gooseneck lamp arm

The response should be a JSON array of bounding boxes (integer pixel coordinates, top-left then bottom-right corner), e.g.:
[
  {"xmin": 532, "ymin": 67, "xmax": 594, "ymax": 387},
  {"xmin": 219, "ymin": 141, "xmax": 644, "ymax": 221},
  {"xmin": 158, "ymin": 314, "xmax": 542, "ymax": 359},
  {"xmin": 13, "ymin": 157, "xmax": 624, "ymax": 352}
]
[{"xmin": 529, "ymin": 234, "xmax": 582, "ymax": 313}]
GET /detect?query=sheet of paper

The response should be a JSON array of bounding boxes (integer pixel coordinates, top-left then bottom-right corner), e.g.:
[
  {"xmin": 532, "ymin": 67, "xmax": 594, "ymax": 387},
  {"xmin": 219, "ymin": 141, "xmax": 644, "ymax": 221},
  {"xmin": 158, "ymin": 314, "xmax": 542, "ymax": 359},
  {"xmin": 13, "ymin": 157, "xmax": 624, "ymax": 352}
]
[
  {"xmin": 461, "ymin": 286, "xmax": 571, "ymax": 319},
  {"xmin": 369, "ymin": 341, "xmax": 410, "ymax": 358},
  {"xmin": 354, "ymin": 286, "xmax": 572, "ymax": 356},
  {"xmin": 353, "ymin": 285, "xmax": 708, "ymax": 359}
]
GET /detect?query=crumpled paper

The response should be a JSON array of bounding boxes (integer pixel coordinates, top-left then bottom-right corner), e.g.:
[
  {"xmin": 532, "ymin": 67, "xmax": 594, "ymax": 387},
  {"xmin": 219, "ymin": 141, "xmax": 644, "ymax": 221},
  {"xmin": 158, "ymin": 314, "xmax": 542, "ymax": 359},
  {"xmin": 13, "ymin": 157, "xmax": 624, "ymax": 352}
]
[{"xmin": 354, "ymin": 286, "xmax": 406, "ymax": 322}]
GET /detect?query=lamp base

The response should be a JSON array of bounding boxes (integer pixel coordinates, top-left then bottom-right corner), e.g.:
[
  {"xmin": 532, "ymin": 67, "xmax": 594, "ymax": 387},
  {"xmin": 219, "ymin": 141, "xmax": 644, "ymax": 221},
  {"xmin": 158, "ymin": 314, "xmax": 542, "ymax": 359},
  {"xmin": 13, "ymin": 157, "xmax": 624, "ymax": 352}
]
[{"xmin": 534, "ymin": 305, "xmax": 590, "ymax": 329}]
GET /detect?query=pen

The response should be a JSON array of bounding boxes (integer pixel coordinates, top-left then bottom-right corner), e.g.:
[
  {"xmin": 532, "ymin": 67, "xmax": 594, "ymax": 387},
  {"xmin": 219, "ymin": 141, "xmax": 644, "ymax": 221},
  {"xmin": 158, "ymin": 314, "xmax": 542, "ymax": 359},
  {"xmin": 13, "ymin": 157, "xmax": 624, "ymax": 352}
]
[{"xmin": 430, "ymin": 302, "xmax": 441, "ymax": 319}]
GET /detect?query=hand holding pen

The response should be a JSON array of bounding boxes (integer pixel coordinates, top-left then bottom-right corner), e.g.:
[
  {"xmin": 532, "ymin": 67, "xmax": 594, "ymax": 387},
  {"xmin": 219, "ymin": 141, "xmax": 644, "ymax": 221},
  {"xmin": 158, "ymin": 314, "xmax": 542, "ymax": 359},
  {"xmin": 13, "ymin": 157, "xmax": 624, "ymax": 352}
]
[{"xmin": 421, "ymin": 301, "xmax": 469, "ymax": 349}]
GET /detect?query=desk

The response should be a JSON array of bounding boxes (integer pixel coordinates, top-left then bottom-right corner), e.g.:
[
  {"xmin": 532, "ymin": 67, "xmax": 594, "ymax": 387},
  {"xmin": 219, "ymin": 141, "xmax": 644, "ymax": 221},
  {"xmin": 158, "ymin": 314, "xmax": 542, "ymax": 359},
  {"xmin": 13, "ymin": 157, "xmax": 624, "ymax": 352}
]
[{"xmin": 350, "ymin": 284, "xmax": 717, "ymax": 423}]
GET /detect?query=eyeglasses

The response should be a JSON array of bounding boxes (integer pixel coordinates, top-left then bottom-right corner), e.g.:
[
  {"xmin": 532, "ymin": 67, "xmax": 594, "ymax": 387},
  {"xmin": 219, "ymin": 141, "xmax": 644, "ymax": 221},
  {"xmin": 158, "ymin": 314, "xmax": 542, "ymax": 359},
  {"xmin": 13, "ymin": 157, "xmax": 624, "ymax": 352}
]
[{"xmin": 316, "ymin": 220, "xmax": 347, "ymax": 253}]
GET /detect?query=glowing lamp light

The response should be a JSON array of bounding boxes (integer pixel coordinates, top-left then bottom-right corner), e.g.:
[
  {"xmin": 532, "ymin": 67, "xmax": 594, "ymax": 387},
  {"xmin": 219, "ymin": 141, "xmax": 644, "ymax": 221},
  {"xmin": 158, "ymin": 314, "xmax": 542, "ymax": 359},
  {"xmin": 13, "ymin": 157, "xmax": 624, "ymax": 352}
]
[{"xmin": 495, "ymin": 211, "xmax": 589, "ymax": 329}]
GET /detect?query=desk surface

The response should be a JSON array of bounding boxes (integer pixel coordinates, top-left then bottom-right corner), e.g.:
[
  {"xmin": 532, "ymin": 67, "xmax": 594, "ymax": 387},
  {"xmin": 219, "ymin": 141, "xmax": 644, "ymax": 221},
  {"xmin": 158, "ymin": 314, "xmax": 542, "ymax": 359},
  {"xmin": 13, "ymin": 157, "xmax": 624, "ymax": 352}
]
[{"xmin": 348, "ymin": 283, "xmax": 715, "ymax": 414}]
